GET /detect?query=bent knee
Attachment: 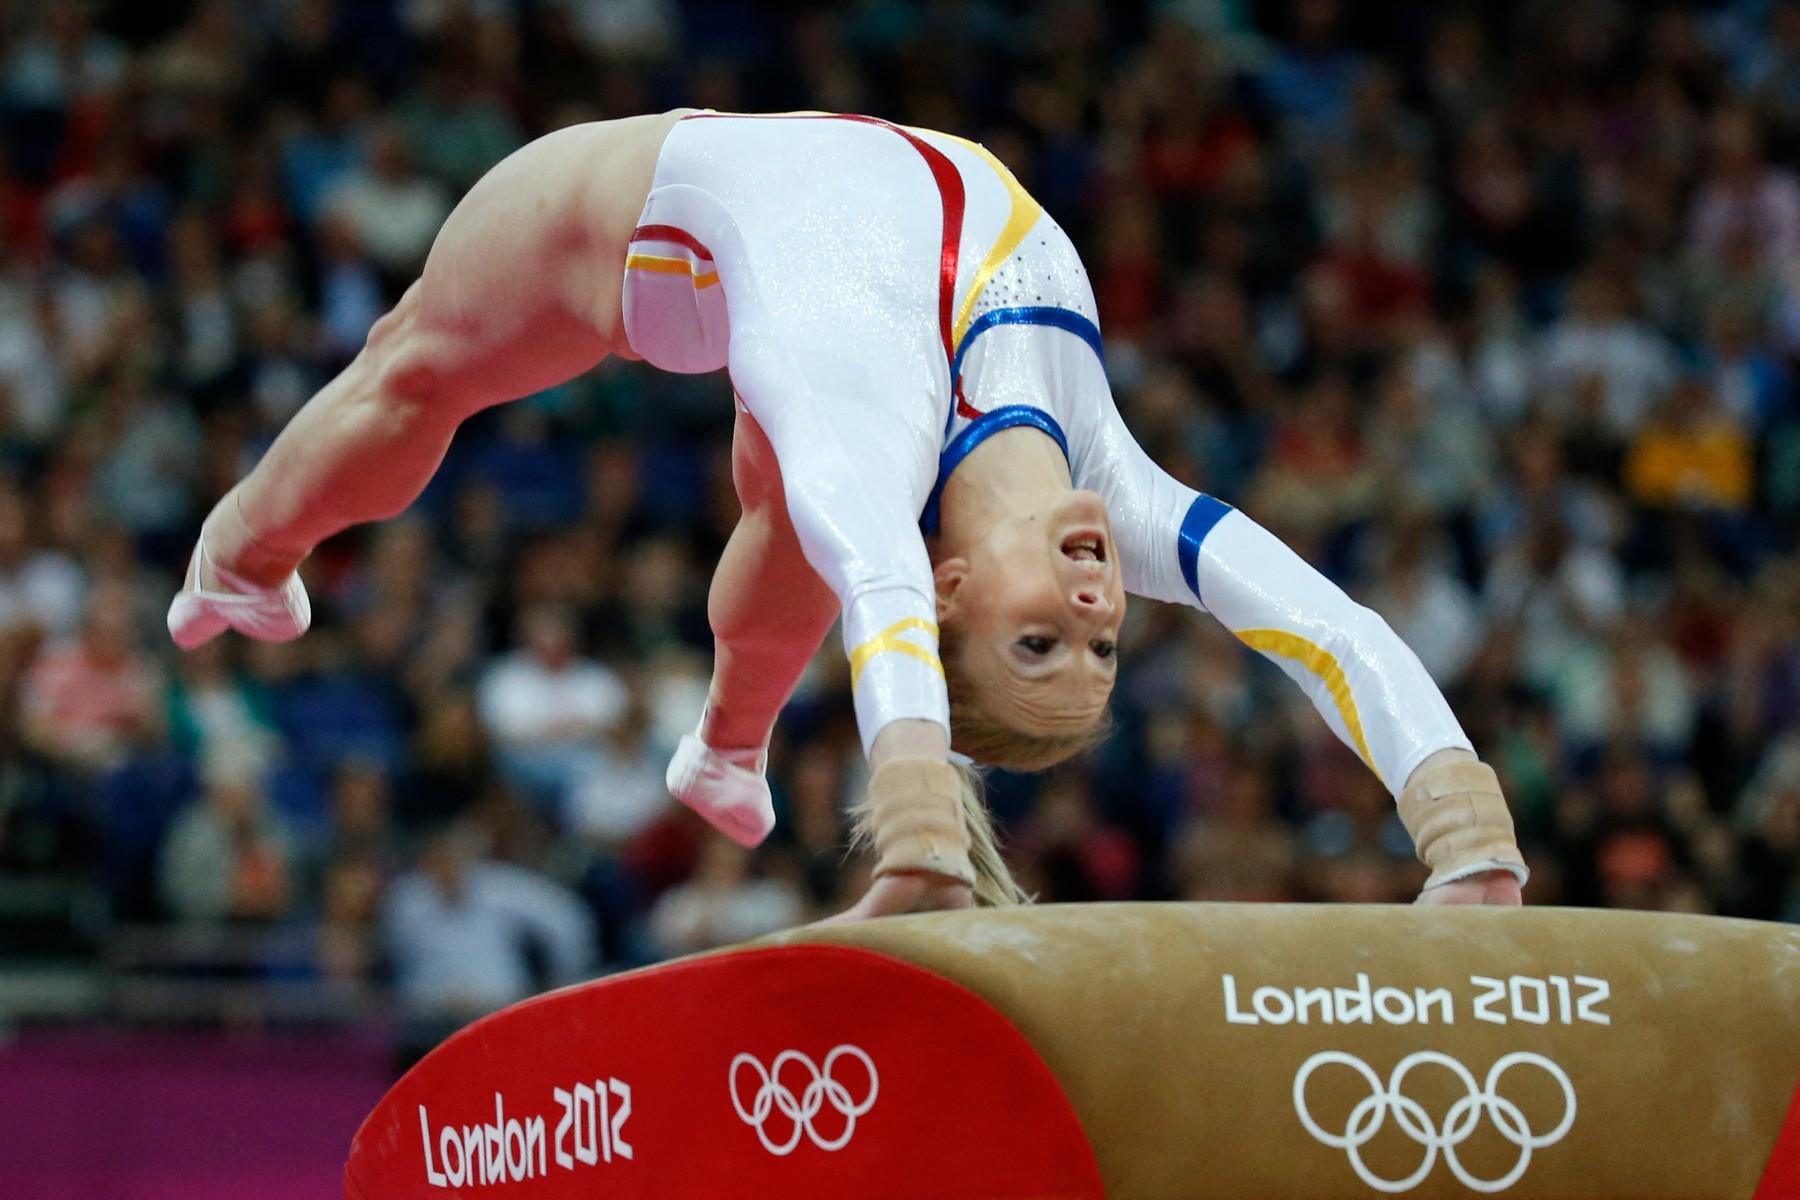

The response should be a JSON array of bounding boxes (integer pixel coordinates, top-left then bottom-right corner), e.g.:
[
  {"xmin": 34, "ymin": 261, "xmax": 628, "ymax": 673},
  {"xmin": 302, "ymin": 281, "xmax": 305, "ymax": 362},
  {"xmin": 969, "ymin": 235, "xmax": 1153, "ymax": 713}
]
[{"xmin": 354, "ymin": 286, "xmax": 487, "ymax": 418}]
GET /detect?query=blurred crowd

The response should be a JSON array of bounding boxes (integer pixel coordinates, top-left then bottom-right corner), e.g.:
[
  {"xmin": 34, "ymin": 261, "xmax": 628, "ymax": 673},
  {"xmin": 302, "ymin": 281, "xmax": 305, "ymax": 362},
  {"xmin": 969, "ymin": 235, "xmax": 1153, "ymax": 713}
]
[{"xmin": 1, "ymin": 0, "xmax": 1798, "ymax": 1033}]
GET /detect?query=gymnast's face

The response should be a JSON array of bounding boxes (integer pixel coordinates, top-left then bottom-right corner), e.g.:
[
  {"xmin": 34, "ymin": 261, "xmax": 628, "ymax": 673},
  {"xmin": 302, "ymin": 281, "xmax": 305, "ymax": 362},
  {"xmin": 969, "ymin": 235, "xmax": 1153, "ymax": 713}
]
[{"xmin": 935, "ymin": 489, "xmax": 1125, "ymax": 739}]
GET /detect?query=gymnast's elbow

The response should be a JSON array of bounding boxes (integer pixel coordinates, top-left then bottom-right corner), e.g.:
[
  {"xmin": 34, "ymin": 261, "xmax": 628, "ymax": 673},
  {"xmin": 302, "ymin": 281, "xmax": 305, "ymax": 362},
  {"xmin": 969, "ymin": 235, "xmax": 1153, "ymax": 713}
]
[{"xmin": 1330, "ymin": 598, "xmax": 1422, "ymax": 674}]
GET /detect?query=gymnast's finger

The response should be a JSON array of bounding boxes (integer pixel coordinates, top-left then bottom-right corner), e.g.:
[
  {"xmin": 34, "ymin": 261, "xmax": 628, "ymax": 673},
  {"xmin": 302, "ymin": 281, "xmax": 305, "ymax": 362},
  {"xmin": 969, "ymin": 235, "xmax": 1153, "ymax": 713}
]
[
  {"xmin": 825, "ymin": 873, "xmax": 973, "ymax": 924},
  {"xmin": 1415, "ymin": 871, "xmax": 1524, "ymax": 907}
]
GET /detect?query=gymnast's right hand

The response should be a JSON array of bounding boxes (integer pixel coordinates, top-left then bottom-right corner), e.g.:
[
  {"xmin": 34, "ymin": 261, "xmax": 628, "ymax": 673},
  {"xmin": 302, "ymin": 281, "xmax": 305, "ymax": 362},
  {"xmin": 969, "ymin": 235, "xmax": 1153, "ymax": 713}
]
[
  {"xmin": 830, "ymin": 871, "xmax": 973, "ymax": 922},
  {"xmin": 1415, "ymin": 869, "xmax": 1524, "ymax": 906},
  {"xmin": 1399, "ymin": 750, "xmax": 1529, "ymax": 906},
  {"xmin": 834, "ymin": 751, "xmax": 983, "ymax": 922}
]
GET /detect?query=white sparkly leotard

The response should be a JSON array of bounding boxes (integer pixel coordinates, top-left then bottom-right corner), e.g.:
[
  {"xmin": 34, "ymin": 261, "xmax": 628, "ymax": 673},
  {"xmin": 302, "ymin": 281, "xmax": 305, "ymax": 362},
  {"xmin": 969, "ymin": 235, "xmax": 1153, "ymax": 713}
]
[{"xmin": 621, "ymin": 112, "xmax": 1472, "ymax": 798}]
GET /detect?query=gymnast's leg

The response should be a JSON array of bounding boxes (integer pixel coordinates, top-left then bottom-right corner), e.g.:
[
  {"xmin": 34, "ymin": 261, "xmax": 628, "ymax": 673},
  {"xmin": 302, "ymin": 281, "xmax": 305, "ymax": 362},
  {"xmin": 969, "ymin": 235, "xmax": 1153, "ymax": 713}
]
[
  {"xmin": 668, "ymin": 407, "xmax": 840, "ymax": 846},
  {"xmin": 170, "ymin": 118, "xmax": 673, "ymax": 646}
]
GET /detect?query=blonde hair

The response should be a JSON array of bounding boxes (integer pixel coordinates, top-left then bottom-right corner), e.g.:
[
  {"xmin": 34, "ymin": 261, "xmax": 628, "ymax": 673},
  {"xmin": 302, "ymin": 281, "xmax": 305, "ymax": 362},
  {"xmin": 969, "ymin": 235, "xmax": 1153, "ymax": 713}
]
[
  {"xmin": 940, "ymin": 621, "xmax": 1112, "ymax": 772},
  {"xmin": 849, "ymin": 758, "xmax": 1030, "ymax": 906},
  {"xmin": 952, "ymin": 761, "xmax": 1031, "ymax": 906}
]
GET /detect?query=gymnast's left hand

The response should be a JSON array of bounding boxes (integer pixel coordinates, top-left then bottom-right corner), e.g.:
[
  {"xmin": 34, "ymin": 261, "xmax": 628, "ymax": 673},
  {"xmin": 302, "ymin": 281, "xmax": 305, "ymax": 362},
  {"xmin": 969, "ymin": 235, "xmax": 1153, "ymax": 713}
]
[
  {"xmin": 828, "ymin": 872, "xmax": 974, "ymax": 923},
  {"xmin": 1415, "ymin": 869, "xmax": 1524, "ymax": 906}
]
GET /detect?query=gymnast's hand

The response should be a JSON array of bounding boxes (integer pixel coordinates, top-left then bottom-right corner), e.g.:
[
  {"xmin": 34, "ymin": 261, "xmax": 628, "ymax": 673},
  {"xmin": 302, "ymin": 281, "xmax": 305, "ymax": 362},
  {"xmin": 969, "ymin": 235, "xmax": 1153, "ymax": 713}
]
[
  {"xmin": 1414, "ymin": 869, "xmax": 1524, "ymax": 906},
  {"xmin": 828, "ymin": 872, "xmax": 975, "ymax": 923}
]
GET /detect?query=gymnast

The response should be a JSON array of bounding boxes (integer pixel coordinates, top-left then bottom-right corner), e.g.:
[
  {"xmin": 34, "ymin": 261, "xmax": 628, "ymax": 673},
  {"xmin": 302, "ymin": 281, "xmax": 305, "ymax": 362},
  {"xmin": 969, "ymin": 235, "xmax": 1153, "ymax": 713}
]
[{"xmin": 168, "ymin": 110, "xmax": 1526, "ymax": 918}]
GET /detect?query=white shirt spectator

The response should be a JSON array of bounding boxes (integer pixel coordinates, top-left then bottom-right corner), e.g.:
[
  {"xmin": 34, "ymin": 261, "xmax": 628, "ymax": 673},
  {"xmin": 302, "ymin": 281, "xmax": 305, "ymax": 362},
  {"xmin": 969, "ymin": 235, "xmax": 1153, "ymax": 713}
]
[
  {"xmin": 1409, "ymin": 328, "xmax": 1531, "ymax": 429},
  {"xmin": 478, "ymin": 607, "xmax": 628, "ymax": 810},
  {"xmin": 649, "ymin": 843, "xmax": 805, "ymax": 956},
  {"xmin": 478, "ymin": 649, "xmax": 627, "ymax": 749},
  {"xmin": 1536, "ymin": 315, "xmax": 1676, "ymax": 440},
  {"xmin": 319, "ymin": 125, "xmax": 450, "ymax": 275},
  {"xmin": 1551, "ymin": 638, "xmax": 1697, "ymax": 750},
  {"xmin": 321, "ymin": 173, "xmax": 449, "ymax": 275},
  {"xmin": 1485, "ymin": 538, "xmax": 1626, "ymax": 689},
  {"xmin": 0, "ymin": 523, "xmax": 84, "ymax": 639},
  {"xmin": 385, "ymin": 851, "xmax": 595, "ymax": 1016},
  {"xmin": 561, "ymin": 737, "xmax": 669, "ymax": 841},
  {"xmin": 560, "ymin": 0, "xmax": 679, "ymax": 56}
]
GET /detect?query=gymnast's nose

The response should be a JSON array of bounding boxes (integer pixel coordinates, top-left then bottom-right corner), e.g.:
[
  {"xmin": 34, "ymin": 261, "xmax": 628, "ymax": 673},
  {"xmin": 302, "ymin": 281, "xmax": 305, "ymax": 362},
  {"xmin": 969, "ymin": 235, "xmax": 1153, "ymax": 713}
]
[{"xmin": 1070, "ymin": 587, "xmax": 1113, "ymax": 620}]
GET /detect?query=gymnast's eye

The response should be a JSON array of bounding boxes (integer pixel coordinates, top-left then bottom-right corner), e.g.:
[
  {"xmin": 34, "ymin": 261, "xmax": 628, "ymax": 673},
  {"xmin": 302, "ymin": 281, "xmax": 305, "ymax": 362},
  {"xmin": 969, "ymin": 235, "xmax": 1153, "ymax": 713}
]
[
  {"xmin": 1017, "ymin": 635, "xmax": 1056, "ymax": 656},
  {"xmin": 1090, "ymin": 639, "xmax": 1116, "ymax": 659}
]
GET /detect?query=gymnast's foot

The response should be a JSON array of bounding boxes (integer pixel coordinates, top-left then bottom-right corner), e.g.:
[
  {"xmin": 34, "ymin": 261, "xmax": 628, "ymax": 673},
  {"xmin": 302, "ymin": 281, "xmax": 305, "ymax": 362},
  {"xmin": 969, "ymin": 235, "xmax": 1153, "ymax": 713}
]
[
  {"xmin": 167, "ymin": 536, "xmax": 312, "ymax": 649},
  {"xmin": 167, "ymin": 495, "xmax": 312, "ymax": 649},
  {"xmin": 665, "ymin": 732, "xmax": 777, "ymax": 848}
]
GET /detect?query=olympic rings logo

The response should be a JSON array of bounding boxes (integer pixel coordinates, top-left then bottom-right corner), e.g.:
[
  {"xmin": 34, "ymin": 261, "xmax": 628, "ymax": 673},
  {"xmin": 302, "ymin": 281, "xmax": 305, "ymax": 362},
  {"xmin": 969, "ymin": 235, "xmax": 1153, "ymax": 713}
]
[
  {"xmin": 1292, "ymin": 1050, "xmax": 1577, "ymax": 1194},
  {"xmin": 728, "ymin": 1045, "xmax": 880, "ymax": 1156}
]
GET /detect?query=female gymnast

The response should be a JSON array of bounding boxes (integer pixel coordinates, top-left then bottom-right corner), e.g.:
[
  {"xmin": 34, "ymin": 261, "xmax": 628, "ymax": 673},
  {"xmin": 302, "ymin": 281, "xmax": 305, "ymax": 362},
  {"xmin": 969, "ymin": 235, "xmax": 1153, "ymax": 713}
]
[{"xmin": 168, "ymin": 110, "xmax": 1526, "ymax": 918}]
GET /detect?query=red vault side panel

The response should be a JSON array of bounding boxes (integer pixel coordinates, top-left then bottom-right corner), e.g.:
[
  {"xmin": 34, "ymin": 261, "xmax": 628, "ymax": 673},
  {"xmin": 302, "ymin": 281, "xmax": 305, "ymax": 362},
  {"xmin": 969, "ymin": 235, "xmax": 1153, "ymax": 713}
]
[{"xmin": 346, "ymin": 944, "xmax": 1105, "ymax": 1200}]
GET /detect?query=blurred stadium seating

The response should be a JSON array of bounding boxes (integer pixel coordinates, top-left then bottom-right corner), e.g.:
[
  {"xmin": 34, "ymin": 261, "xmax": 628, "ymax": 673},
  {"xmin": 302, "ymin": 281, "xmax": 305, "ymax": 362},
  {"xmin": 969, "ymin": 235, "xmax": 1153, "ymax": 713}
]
[{"xmin": 0, "ymin": 0, "xmax": 1796, "ymax": 1046}]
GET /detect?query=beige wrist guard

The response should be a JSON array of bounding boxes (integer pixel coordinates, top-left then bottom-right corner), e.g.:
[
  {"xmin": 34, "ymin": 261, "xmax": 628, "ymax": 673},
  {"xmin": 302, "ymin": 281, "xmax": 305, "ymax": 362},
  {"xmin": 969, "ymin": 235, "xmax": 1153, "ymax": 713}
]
[
  {"xmin": 854, "ymin": 760, "xmax": 1029, "ymax": 905},
  {"xmin": 859, "ymin": 759, "xmax": 977, "ymax": 889},
  {"xmin": 1398, "ymin": 758, "xmax": 1530, "ymax": 889}
]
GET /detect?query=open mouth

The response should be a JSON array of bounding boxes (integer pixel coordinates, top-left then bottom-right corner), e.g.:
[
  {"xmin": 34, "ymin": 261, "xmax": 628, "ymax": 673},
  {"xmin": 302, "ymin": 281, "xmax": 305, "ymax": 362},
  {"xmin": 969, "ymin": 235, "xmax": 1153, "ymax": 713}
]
[{"xmin": 1061, "ymin": 530, "xmax": 1108, "ymax": 564}]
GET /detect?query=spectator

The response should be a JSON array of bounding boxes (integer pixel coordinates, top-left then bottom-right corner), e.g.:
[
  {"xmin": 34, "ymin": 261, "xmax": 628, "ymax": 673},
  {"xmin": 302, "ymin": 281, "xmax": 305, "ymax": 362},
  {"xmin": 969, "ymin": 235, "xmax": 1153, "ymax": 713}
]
[
  {"xmin": 1367, "ymin": 357, "xmax": 1497, "ymax": 517},
  {"xmin": 776, "ymin": 739, "xmax": 855, "ymax": 910},
  {"xmin": 1687, "ymin": 109, "xmax": 1800, "ymax": 271},
  {"xmin": 1624, "ymin": 376, "xmax": 1755, "ymax": 513},
  {"xmin": 1739, "ymin": 738, "xmax": 1800, "ymax": 920},
  {"xmin": 2, "ymin": 3, "xmax": 127, "ymax": 119},
  {"xmin": 383, "ymin": 821, "xmax": 595, "ymax": 1022},
  {"xmin": 1258, "ymin": 0, "xmax": 1362, "ymax": 147},
  {"xmin": 91, "ymin": 371, "xmax": 204, "ymax": 544},
  {"xmin": 399, "ymin": 691, "xmax": 494, "ymax": 830},
  {"xmin": 648, "ymin": 839, "xmax": 805, "ymax": 956},
  {"xmin": 317, "ymin": 853, "xmax": 384, "ymax": 985},
  {"xmin": 163, "ymin": 210, "xmax": 239, "ymax": 399},
  {"xmin": 47, "ymin": 219, "xmax": 148, "ymax": 382},
  {"xmin": 1704, "ymin": 304, "xmax": 1791, "ymax": 433},
  {"xmin": 1365, "ymin": 517, "xmax": 1484, "ymax": 688},
  {"xmin": 21, "ymin": 579, "xmax": 160, "ymax": 771},
  {"xmin": 478, "ymin": 604, "xmax": 627, "ymax": 811},
  {"xmin": 314, "ymin": 212, "xmax": 386, "ymax": 364},
  {"xmin": 320, "ymin": 758, "xmax": 396, "ymax": 871},
  {"xmin": 144, "ymin": 0, "xmax": 247, "ymax": 104},
  {"xmin": 1536, "ymin": 268, "xmax": 1677, "ymax": 441},
  {"xmin": 0, "ymin": 0, "xmax": 1793, "ymax": 1032},
  {"xmin": 0, "ymin": 249, "xmax": 65, "ymax": 444},
  {"xmin": 395, "ymin": 59, "xmax": 523, "ymax": 191},
  {"xmin": 1014, "ymin": 773, "xmax": 1141, "ymax": 903},
  {"xmin": 564, "ymin": 685, "xmax": 673, "ymax": 845},
  {"xmin": 1552, "ymin": 612, "xmax": 1699, "ymax": 755},
  {"xmin": 1249, "ymin": 371, "xmax": 1378, "ymax": 538},
  {"xmin": 279, "ymin": 75, "xmax": 375, "ymax": 226},
  {"xmin": 157, "ymin": 748, "xmax": 295, "ymax": 924},
  {"xmin": 164, "ymin": 637, "xmax": 279, "ymax": 768},
  {"xmin": 319, "ymin": 122, "xmax": 451, "ymax": 282},
  {"xmin": 0, "ymin": 477, "xmax": 83, "ymax": 639}
]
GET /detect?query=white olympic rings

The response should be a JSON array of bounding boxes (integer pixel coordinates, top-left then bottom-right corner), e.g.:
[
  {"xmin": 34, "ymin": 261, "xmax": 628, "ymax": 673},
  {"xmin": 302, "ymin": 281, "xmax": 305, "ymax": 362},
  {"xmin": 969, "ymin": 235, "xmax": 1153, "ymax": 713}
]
[
  {"xmin": 729, "ymin": 1045, "xmax": 880, "ymax": 1156},
  {"xmin": 1292, "ymin": 1050, "xmax": 1577, "ymax": 1194}
]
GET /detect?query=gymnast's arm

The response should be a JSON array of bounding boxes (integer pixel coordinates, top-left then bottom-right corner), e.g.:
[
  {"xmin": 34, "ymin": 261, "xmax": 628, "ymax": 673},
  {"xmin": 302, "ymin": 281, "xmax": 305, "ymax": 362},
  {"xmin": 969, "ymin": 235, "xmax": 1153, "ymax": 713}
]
[
  {"xmin": 727, "ymin": 333, "xmax": 975, "ymax": 916},
  {"xmin": 1079, "ymin": 400, "xmax": 1526, "ymax": 904},
  {"xmin": 726, "ymin": 340, "xmax": 949, "ymax": 763}
]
